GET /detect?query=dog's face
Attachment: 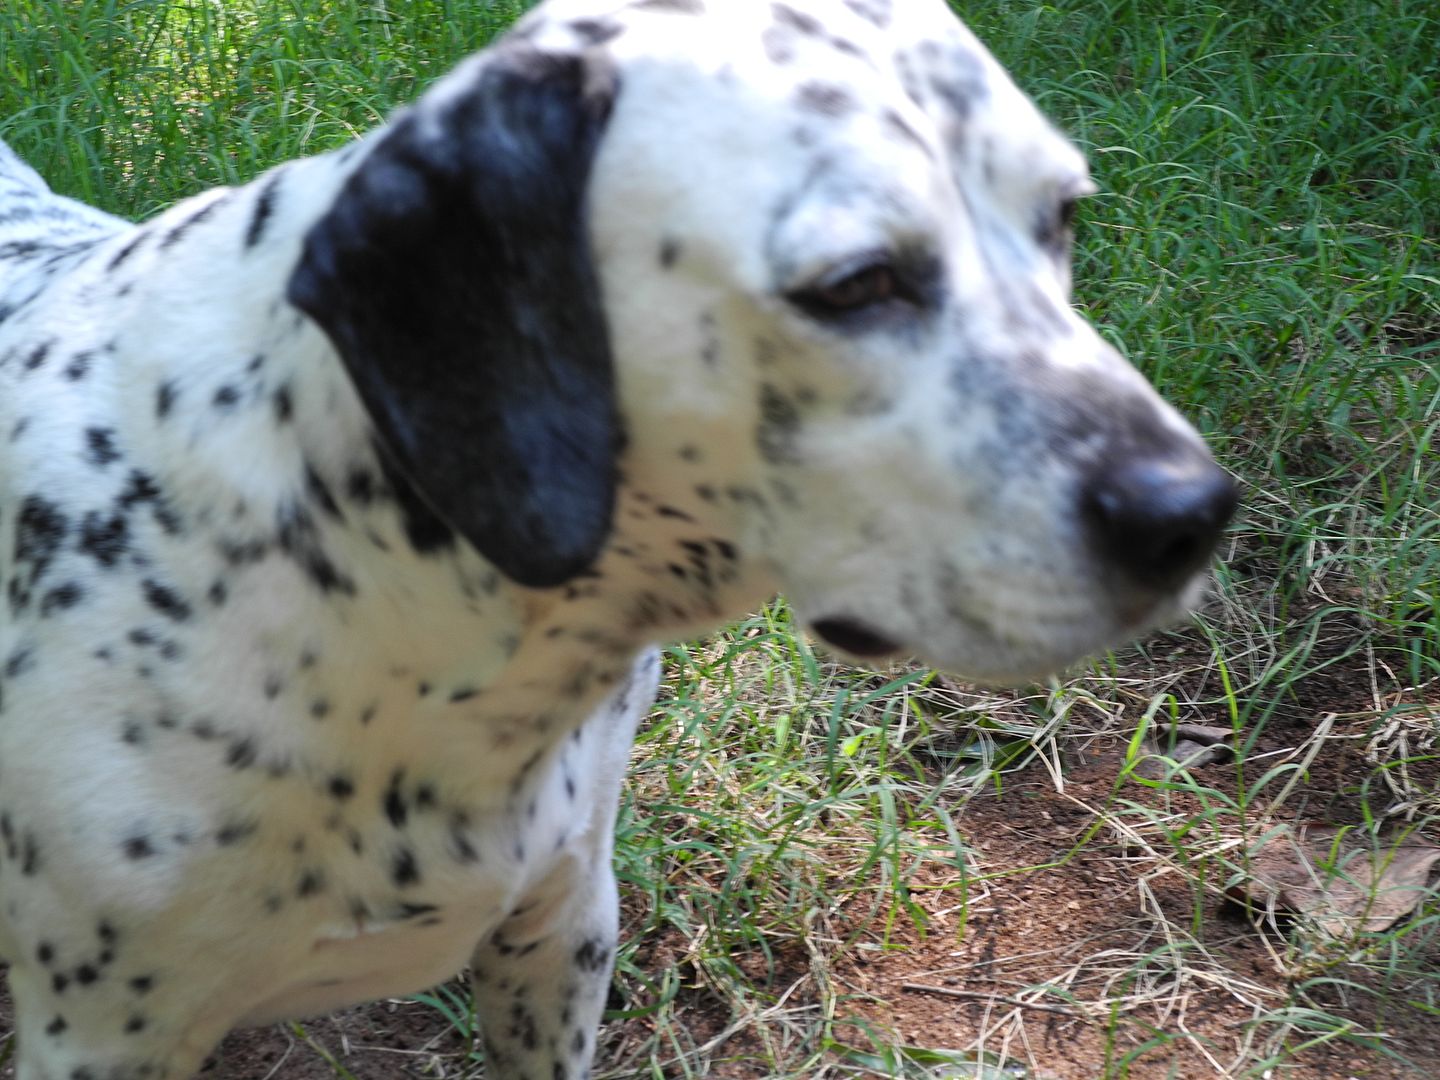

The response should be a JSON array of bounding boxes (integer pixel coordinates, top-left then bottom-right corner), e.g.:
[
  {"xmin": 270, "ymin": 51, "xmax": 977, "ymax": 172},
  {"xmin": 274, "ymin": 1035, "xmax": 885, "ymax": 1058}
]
[
  {"xmin": 577, "ymin": 0, "xmax": 1233, "ymax": 680},
  {"xmin": 292, "ymin": 0, "xmax": 1235, "ymax": 683}
]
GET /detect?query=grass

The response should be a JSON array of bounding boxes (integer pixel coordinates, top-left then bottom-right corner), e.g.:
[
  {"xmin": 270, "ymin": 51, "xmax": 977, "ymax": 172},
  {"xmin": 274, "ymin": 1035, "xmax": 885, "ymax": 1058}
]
[{"xmin": 2, "ymin": 0, "xmax": 1438, "ymax": 1076}]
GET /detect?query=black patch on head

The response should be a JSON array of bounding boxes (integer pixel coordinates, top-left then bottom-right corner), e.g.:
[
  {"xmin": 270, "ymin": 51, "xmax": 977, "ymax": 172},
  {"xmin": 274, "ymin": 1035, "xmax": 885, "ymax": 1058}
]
[
  {"xmin": 212, "ymin": 384, "xmax": 240, "ymax": 410},
  {"xmin": 287, "ymin": 47, "xmax": 622, "ymax": 588}
]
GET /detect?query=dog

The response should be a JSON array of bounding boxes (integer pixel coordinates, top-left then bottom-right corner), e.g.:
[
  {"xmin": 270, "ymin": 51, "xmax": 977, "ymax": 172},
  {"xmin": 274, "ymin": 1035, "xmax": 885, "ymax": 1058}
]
[{"xmin": 0, "ymin": 0, "xmax": 1236, "ymax": 1075}]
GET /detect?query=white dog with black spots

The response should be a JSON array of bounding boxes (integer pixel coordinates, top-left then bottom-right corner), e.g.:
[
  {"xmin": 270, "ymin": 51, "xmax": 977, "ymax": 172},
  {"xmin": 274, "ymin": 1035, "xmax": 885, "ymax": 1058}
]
[{"xmin": 0, "ymin": 0, "xmax": 1235, "ymax": 1076}]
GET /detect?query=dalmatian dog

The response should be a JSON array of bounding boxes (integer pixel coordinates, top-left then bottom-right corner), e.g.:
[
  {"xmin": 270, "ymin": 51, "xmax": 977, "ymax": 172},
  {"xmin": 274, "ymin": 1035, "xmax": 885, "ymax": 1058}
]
[{"xmin": 0, "ymin": 0, "xmax": 1236, "ymax": 1075}]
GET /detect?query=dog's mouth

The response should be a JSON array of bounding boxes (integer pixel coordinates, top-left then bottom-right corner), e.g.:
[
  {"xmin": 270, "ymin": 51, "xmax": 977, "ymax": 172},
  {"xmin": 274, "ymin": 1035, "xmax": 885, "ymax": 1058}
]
[{"xmin": 808, "ymin": 616, "xmax": 904, "ymax": 659}]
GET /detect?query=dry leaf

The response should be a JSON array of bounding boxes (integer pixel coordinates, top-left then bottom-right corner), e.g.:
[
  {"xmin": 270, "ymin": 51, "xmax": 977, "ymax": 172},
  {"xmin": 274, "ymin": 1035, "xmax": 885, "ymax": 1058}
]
[
  {"xmin": 1226, "ymin": 824, "xmax": 1440, "ymax": 937},
  {"xmin": 1135, "ymin": 722, "xmax": 1236, "ymax": 779}
]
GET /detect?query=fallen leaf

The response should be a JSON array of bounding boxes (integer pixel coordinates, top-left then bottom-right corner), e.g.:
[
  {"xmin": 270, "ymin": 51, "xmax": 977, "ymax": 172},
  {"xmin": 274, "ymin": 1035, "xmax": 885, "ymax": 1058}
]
[
  {"xmin": 1226, "ymin": 824, "xmax": 1440, "ymax": 937},
  {"xmin": 1135, "ymin": 721, "xmax": 1236, "ymax": 779}
]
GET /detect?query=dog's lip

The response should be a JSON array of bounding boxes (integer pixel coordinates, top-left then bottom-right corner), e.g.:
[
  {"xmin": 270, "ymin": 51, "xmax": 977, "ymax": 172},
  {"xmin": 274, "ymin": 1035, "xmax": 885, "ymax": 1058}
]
[{"xmin": 808, "ymin": 616, "xmax": 904, "ymax": 658}]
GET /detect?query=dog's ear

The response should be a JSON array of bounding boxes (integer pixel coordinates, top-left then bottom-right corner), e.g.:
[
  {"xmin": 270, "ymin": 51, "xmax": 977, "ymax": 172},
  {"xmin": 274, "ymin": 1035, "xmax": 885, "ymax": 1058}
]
[{"xmin": 287, "ymin": 48, "xmax": 621, "ymax": 589}]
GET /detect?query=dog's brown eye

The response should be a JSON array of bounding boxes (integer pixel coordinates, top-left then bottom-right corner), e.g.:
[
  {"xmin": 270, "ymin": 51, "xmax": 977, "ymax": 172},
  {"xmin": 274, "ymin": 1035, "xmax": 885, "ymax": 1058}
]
[{"xmin": 807, "ymin": 264, "xmax": 896, "ymax": 312}]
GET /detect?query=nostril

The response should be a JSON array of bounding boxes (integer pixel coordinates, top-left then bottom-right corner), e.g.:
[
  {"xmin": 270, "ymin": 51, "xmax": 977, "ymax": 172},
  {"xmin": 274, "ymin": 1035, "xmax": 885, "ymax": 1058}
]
[{"xmin": 1083, "ymin": 457, "xmax": 1238, "ymax": 591}]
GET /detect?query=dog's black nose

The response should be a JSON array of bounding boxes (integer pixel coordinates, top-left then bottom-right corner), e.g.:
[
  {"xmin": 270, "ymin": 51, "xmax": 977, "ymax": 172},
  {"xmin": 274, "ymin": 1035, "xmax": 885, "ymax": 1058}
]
[{"xmin": 1082, "ymin": 457, "xmax": 1237, "ymax": 591}]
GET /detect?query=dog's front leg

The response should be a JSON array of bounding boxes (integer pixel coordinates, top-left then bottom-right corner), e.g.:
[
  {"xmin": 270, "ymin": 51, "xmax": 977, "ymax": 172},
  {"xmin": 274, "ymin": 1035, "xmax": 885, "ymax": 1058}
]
[{"xmin": 471, "ymin": 854, "xmax": 620, "ymax": 1080}]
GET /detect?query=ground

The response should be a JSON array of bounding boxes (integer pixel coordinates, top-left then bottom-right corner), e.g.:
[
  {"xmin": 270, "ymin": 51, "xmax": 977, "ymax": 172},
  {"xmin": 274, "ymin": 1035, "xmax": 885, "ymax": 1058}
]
[{"xmin": 4, "ymin": 617, "xmax": 1434, "ymax": 1079}]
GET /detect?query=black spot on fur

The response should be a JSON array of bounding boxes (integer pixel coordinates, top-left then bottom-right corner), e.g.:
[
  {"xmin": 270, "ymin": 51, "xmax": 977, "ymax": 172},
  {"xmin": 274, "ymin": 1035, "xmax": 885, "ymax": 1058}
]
[
  {"xmin": 161, "ymin": 195, "xmax": 229, "ymax": 249},
  {"xmin": 244, "ymin": 173, "xmax": 282, "ymax": 249},
  {"xmin": 392, "ymin": 847, "xmax": 420, "ymax": 887},
  {"xmin": 570, "ymin": 17, "xmax": 623, "ymax": 44},
  {"xmin": 226, "ymin": 738, "xmax": 258, "ymax": 769},
  {"xmin": 272, "ymin": 383, "xmax": 293, "ymax": 423},
  {"xmin": 296, "ymin": 868, "xmax": 325, "ymax": 898},
  {"xmin": 843, "ymin": 0, "xmax": 890, "ymax": 26},
  {"xmin": 85, "ymin": 427, "xmax": 122, "ymax": 467},
  {"xmin": 275, "ymin": 501, "xmax": 356, "ymax": 596},
  {"xmin": 304, "ymin": 463, "xmax": 343, "ymax": 520},
  {"xmin": 756, "ymin": 384, "xmax": 802, "ymax": 464},
  {"xmin": 383, "ymin": 770, "xmax": 408, "ymax": 828},
  {"xmin": 215, "ymin": 820, "xmax": 257, "ymax": 846},
  {"xmin": 77, "ymin": 510, "xmax": 129, "ymax": 568},
  {"xmin": 46, "ymin": 1014, "xmax": 67, "ymax": 1035},
  {"xmin": 796, "ymin": 81, "xmax": 855, "ymax": 116},
  {"xmin": 141, "ymin": 578, "xmax": 191, "ymax": 622},
  {"xmin": 40, "ymin": 581, "xmax": 83, "ymax": 616},
  {"xmin": 122, "ymin": 836, "xmax": 154, "ymax": 860},
  {"xmin": 64, "ymin": 350, "xmax": 95, "ymax": 380},
  {"xmin": 118, "ymin": 470, "xmax": 182, "ymax": 534},
  {"xmin": 11, "ymin": 495, "xmax": 68, "ymax": 612},
  {"xmin": 106, "ymin": 233, "xmax": 146, "ymax": 270},
  {"xmin": 574, "ymin": 937, "xmax": 611, "ymax": 972},
  {"xmin": 155, "ymin": 381, "xmax": 177, "ymax": 419}
]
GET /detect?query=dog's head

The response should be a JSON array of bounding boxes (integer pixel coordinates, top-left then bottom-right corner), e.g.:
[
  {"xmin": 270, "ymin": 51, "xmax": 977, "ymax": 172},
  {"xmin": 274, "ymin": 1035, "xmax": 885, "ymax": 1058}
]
[{"xmin": 289, "ymin": 0, "xmax": 1236, "ymax": 683}]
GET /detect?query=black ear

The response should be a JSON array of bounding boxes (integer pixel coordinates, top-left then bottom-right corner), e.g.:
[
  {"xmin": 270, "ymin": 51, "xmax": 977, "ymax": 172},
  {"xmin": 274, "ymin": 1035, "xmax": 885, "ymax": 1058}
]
[{"xmin": 287, "ymin": 47, "xmax": 621, "ymax": 589}]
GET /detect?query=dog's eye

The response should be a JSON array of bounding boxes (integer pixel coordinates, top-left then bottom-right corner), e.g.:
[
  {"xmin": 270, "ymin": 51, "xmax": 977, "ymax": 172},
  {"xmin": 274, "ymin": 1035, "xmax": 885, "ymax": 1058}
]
[
  {"xmin": 791, "ymin": 260, "xmax": 903, "ymax": 318},
  {"xmin": 810, "ymin": 264, "xmax": 896, "ymax": 311}
]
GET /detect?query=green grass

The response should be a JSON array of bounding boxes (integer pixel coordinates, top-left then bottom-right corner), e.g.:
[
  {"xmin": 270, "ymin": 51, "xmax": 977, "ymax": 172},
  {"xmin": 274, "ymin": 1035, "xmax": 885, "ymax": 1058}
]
[{"xmin": 2, "ymin": 0, "xmax": 1437, "ymax": 1076}]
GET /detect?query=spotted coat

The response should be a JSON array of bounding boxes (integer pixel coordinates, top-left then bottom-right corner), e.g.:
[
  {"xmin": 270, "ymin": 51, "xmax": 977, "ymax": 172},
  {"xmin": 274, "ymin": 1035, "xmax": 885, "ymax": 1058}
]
[{"xmin": 0, "ymin": 0, "xmax": 1233, "ymax": 1076}]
